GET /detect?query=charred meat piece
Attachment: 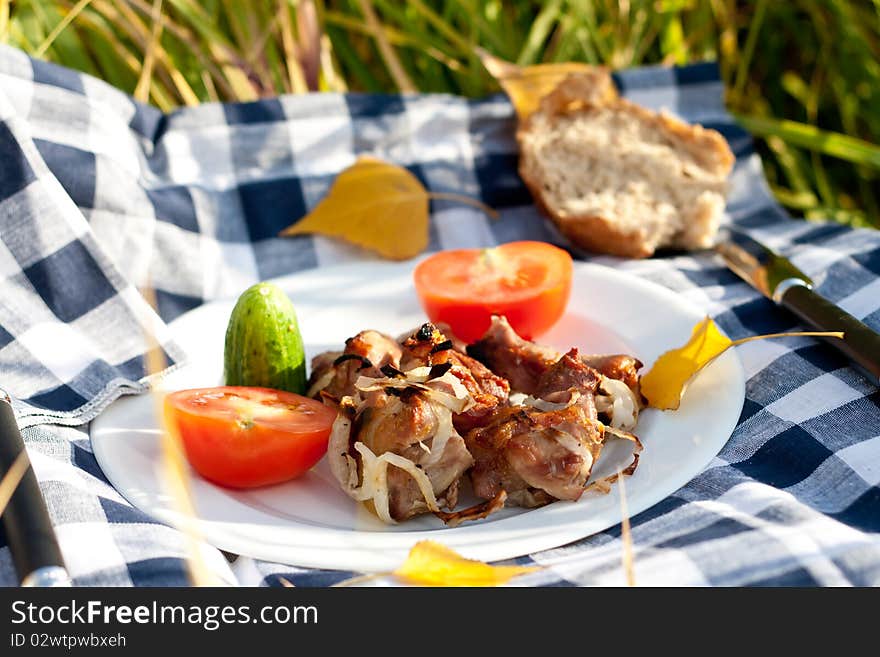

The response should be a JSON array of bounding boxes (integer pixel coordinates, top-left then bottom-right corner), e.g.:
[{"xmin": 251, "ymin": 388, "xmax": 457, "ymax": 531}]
[
  {"xmin": 579, "ymin": 354, "xmax": 641, "ymax": 396},
  {"xmin": 327, "ymin": 367, "xmax": 476, "ymax": 523},
  {"xmin": 434, "ymin": 490, "xmax": 508, "ymax": 528},
  {"xmin": 400, "ymin": 322, "xmax": 510, "ymax": 433},
  {"xmin": 467, "ymin": 316, "xmax": 558, "ymax": 394},
  {"xmin": 442, "ymin": 351, "xmax": 510, "ymax": 434},
  {"xmin": 534, "ymin": 348, "xmax": 600, "ymax": 405},
  {"xmin": 468, "ymin": 315, "xmax": 642, "ymax": 398},
  {"xmin": 465, "ymin": 397, "xmax": 605, "ymax": 507},
  {"xmin": 308, "ymin": 330, "xmax": 402, "ymax": 402},
  {"xmin": 397, "ymin": 321, "xmax": 467, "ymax": 354},
  {"xmin": 399, "ymin": 322, "xmax": 451, "ymax": 370},
  {"xmin": 357, "ymin": 389, "xmax": 472, "ymax": 521}
]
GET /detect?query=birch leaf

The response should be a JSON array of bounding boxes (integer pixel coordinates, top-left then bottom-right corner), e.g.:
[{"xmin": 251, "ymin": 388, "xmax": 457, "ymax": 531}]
[
  {"xmin": 477, "ymin": 48, "xmax": 604, "ymax": 120},
  {"xmin": 641, "ymin": 316, "xmax": 844, "ymax": 411},
  {"xmin": 280, "ymin": 156, "xmax": 428, "ymax": 260},
  {"xmin": 394, "ymin": 540, "xmax": 539, "ymax": 587},
  {"xmin": 280, "ymin": 156, "xmax": 496, "ymax": 260}
]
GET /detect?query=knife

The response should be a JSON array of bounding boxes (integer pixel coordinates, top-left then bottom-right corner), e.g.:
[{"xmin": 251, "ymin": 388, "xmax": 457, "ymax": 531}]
[
  {"xmin": 716, "ymin": 229, "xmax": 880, "ymax": 386},
  {"xmin": 0, "ymin": 393, "xmax": 72, "ymax": 586}
]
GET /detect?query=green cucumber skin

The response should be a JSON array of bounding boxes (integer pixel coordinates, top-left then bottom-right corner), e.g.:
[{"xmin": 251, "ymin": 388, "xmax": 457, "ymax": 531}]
[{"xmin": 223, "ymin": 283, "xmax": 307, "ymax": 395}]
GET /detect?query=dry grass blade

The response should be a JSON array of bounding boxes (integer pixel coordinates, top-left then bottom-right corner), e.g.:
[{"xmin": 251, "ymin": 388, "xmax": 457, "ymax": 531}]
[
  {"xmin": 0, "ymin": 0, "xmax": 10, "ymax": 41},
  {"xmin": 133, "ymin": 0, "xmax": 163, "ymax": 102},
  {"xmin": 318, "ymin": 34, "xmax": 346, "ymax": 92},
  {"xmin": 617, "ymin": 468, "xmax": 635, "ymax": 587},
  {"xmin": 296, "ymin": 0, "xmax": 320, "ymax": 91},
  {"xmin": 140, "ymin": 284, "xmax": 221, "ymax": 587},
  {"xmin": 356, "ymin": 0, "xmax": 415, "ymax": 93},
  {"xmin": 277, "ymin": 0, "xmax": 307, "ymax": 94},
  {"xmin": 0, "ymin": 452, "xmax": 30, "ymax": 517},
  {"xmin": 34, "ymin": 0, "xmax": 95, "ymax": 56}
]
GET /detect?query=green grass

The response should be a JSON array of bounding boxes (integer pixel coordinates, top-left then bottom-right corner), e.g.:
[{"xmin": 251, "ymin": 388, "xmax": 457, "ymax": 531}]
[{"xmin": 2, "ymin": 0, "xmax": 878, "ymax": 228}]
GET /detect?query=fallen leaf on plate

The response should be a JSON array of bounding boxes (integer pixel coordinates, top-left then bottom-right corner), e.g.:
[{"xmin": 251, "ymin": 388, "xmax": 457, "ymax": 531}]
[
  {"xmin": 641, "ymin": 316, "xmax": 844, "ymax": 410},
  {"xmin": 280, "ymin": 156, "xmax": 496, "ymax": 260},
  {"xmin": 393, "ymin": 540, "xmax": 539, "ymax": 587},
  {"xmin": 477, "ymin": 48, "xmax": 605, "ymax": 120}
]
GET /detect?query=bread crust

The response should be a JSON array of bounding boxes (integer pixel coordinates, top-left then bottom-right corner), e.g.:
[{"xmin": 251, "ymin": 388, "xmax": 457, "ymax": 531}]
[{"xmin": 517, "ymin": 71, "xmax": 734, "ymax": 259}]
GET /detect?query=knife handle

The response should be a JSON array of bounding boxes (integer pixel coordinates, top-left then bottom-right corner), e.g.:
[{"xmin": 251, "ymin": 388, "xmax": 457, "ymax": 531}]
[
  {"xmin": 0, "ymin": 399, "xmax": 70, "ymax": 586},
  {"xmin": 781, "ymin": 284, "xmax": 880, "ymax": 385}
]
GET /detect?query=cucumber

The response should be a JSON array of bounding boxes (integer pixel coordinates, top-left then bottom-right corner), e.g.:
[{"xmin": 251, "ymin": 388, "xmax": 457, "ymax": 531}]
[{"xmin": 223, "ymin": 282, "xmax": 306, "ymax": 395}]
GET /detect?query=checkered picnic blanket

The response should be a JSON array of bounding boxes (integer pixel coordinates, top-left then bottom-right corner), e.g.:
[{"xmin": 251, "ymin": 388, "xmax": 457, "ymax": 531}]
[{"xmin": 1, "ymin": 43, "xmax": 878, "ymax": 587}]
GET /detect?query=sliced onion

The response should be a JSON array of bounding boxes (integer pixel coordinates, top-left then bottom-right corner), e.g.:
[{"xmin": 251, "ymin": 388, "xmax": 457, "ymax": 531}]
[
  {"xmin": 521, "ymin": 392, "xmax": 581, "ymax": 412},
  {"xmin": 425, "ymin": 406, "xmax": 455, "ymax": 466},
  {"xmin": 354, "ymin": 368, "xmax": 474, "ymax": 413},
  {"xmin": 306, "ymin": 368, "xmax": 336, "ymax": 398},
  {"xmin": 351, "ymin": 442, "xmax": 440, "ymax": 524},
  {"xmin": 595, "ymin": 376, "xmax": 639, "ymax": 430}
]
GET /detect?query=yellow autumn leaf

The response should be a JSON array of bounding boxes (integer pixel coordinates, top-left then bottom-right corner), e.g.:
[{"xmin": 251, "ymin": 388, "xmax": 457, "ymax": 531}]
[
  {"xmin": 280, "ymin": 156, "xmax": 495, "ymax": 260},
  {"xmin": 394, "ymin": 540, "xmax": 539, "ymax": 587},
  {"xmin": 640, "ymin": 317, "xmax": 732, "ymax": 411},
  {"xmin": 641, "ymin": 316, "xmax": 844, "ymax": 411},
  {"xmin": 477, "ymin": 48, "xmax": 606, "ymax": 120}
]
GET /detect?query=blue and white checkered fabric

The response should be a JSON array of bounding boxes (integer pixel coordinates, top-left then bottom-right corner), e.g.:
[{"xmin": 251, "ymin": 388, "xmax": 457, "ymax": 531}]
[{"xmin": 1, "ymin": 44, "xmax": 878, "ymax": 586}]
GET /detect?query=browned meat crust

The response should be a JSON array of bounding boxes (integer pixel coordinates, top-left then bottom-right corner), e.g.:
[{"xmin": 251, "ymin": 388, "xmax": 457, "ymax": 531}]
[
  {"xmin": 321, "ymin": 316, "xmax": 642, "ymax": 524},
  {"xmin": 465, "ymin": 399, "xmax": 605, "ymax": 506},
  {"xmin": 308, "ymin": 330, "xmax": 402, "ymax": 401},
  {"xmin": 434, "ymin": 490, "xmax": 508, "ymax": 527},
  {"xmin": 468, "ymin": 315, "xmax": 642, "ymax": 399},
  {"xmin": 400, "ymin": 323, "xmax": 510, "ymax": 434}
]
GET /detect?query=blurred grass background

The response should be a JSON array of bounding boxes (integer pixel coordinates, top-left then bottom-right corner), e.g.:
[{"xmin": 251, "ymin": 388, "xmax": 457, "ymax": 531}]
[{"xmin": 1, "ymin": 0, "xmax": 878, "ymax": 228}]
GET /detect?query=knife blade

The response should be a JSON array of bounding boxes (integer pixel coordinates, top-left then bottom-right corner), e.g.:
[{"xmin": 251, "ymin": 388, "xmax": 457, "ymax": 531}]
[
  {"xmin": 716, "ymin": 229, "xmax": 880, "ymax": 386},
  {"xmin": 0, "ymin": 393, "xmax": 72, "ymax": 586}
]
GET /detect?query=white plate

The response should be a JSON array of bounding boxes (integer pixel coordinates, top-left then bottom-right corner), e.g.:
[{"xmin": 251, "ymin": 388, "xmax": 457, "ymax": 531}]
[{"xmin": 91, "ymin": 260, "xmax": 745, "ymax": 572}]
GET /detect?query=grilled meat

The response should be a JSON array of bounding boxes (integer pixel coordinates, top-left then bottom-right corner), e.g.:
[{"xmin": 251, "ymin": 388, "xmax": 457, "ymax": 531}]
[
  {"xmin": 465, "ymin": 343, "xmax": 611, "ymax": 507},
  {"xmin": 326, "ymin": 362, "xmax": 476, "ymax": 523},
  {"xmin": 321, "ymin": 315, "xmax": 642, "ymax": 524},
  {"xmin": 466, "ymin": 399, "xmax": 605, "ymax": 507},
  {"xmin": 308, "ymin": 330, "xmax": 402, "ymax": 401},
  {"xmin": 467, "ymin": 316, "xmax": 558, "ymax": 394},
  {"xmin": 534, "ymin": 348, "xmax": 600, "ymax": 404},
  {"xmin": 400, "ymin": 323, "xmax": 509, "ymax": 433},
  {"xmin": 467, "ymin": 315, "xmax": 643, "ymax": 398}
]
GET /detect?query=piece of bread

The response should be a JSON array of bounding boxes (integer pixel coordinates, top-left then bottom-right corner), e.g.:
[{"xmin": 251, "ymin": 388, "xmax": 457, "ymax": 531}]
[{"xmin": 518, "ymin": 72, "xmax": 735, "ymax": 258}]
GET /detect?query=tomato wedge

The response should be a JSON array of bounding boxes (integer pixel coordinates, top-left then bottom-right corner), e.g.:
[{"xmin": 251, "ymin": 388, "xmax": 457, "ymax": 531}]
[
  {"xmin": 164, "ymin": 386, "xmax": 337, "ymax": 489},
  {"xmin": 413, "ymin": 241, "xmax": 573, "ymax": 343}
]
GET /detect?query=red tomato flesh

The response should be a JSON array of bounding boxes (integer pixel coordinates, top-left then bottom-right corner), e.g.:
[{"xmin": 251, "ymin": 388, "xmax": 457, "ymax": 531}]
[
  {"xmin": 164, "ymin": 386, "xmax": 337, "ymax": 489},
  {"xmin": 413, "ymin": 241, "xmax": 573, "ymax": 343}
]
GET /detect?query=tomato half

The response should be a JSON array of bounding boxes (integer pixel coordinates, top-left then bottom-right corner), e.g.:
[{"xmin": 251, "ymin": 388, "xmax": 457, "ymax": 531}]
[
  {"xmin": 413, "ymin": 241, "xmax": 573, "ymax": 343},
  {"xmin": 164, "ymin": 386, "xmax": 337, "ymax": 489}
]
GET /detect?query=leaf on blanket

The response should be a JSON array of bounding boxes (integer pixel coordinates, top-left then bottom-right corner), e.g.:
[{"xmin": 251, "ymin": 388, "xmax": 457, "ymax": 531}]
[
  {"xmin": 393, "ymin": 540, "xmax": 539, "ymax": 587},
  {"xmin": 477, "ymin": 48, "xmax": 600, "ymax": 120},
  {"xmin": 641, "ymin": 316, "xmax": 844, "ymax": 411},
  {"xmin": 280, "ymin": 156, "xmax": 496, "ymax": 260}
]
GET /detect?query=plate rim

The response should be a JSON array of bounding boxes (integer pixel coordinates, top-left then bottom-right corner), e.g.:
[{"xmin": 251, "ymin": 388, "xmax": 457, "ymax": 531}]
[{"xmin": 91, "ymin": 260, "xmax": 745, "ymax": 572}]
